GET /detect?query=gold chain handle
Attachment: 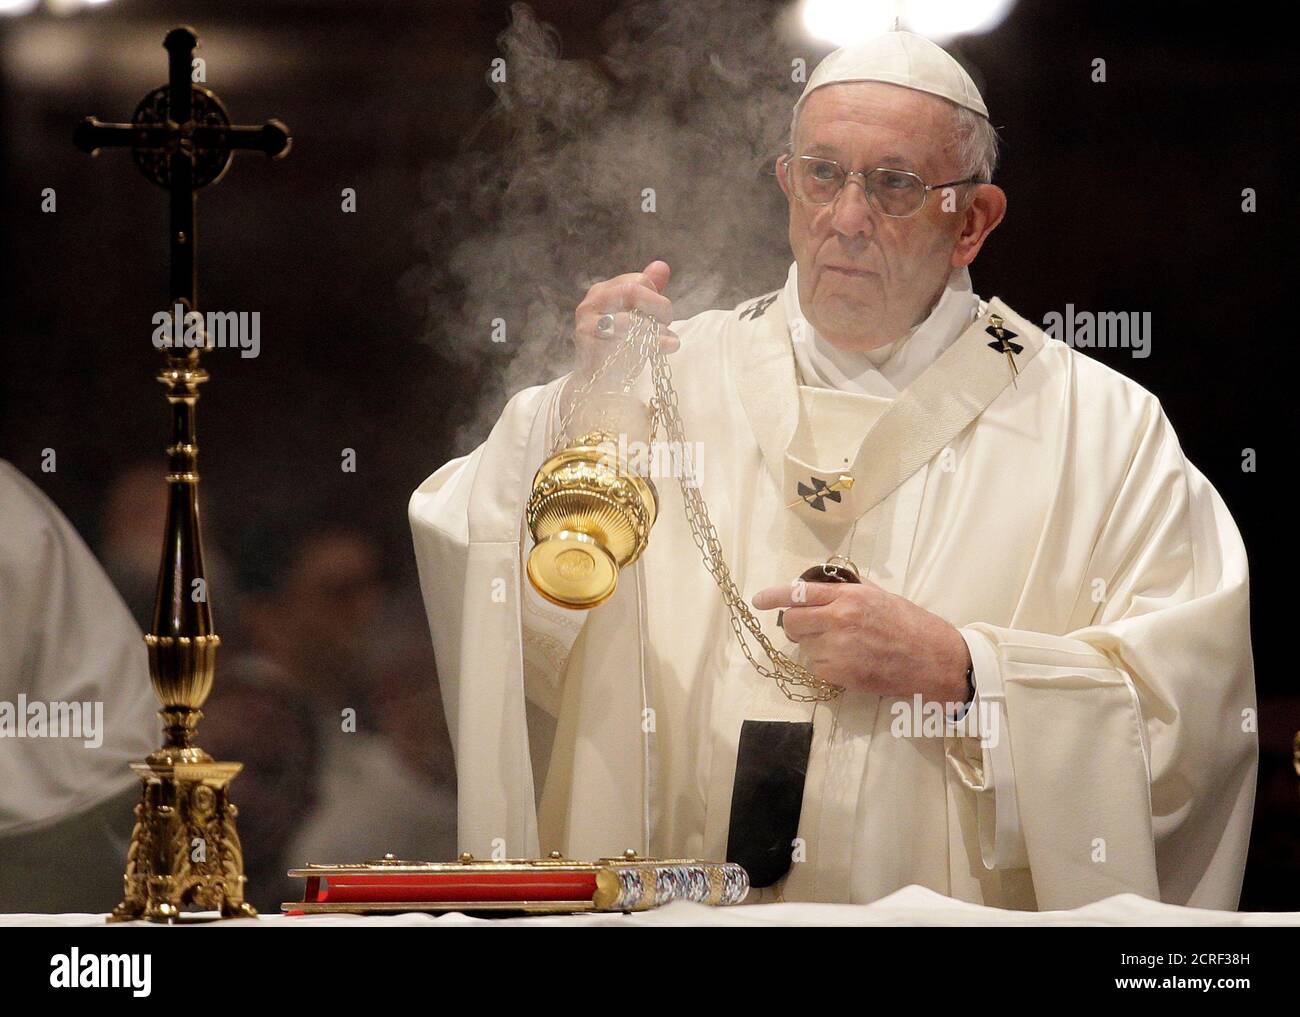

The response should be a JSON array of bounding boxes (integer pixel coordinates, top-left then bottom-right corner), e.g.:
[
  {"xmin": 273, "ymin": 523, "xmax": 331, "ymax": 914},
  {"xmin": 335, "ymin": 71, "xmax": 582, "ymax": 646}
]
[
  {"xmin": 551, "ymin": 326, "xmax": 648, "ymax": 455},
  {"xmin": 627, "ymin": 309, "xmax": 842, "ymax": 703}
]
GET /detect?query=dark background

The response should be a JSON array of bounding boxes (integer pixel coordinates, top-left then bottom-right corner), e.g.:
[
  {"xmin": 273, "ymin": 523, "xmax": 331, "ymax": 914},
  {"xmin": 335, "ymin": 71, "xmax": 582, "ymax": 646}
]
[{"xmin": 0, "ymin": 0, "xmax": 1295, "ymax": 910}]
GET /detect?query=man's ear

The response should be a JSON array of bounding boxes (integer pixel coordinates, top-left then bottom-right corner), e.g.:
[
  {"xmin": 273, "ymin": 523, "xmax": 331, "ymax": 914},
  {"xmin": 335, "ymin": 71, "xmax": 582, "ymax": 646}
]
[
  {"xmin": 952, "ymin": 183, "xmax": 1006, "ymax": 270},
  {"xmin": 775, "ymin": 154, "xmax": 792, "ymax": 201}
]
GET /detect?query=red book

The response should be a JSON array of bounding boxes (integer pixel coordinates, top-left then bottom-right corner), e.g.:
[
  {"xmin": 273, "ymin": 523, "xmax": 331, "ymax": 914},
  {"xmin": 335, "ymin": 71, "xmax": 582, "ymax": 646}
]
[{"xmin": 284, "ymin": 854, "xmax": 749, "ymax": 915}]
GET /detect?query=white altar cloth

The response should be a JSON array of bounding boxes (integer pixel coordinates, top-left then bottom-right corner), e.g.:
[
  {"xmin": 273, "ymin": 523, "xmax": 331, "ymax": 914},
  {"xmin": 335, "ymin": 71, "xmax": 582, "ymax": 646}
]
[{"xmin": 4, "ymin": 885, "xmax": 1297, "ymax": 926}]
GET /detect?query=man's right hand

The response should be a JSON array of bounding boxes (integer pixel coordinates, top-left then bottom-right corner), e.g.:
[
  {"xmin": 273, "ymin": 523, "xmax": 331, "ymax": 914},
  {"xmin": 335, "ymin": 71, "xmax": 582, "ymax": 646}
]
[{"xmin": 572, "ymin": 260, "xmax": 679, "ymax": 379}]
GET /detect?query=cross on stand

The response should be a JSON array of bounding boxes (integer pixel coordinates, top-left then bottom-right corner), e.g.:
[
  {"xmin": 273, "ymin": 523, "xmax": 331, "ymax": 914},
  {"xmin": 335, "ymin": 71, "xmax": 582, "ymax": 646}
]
[
  {"xmin": 75, "ymin": 25, "xmax": 291, "ymax": 923},
  {"xmin": 75, "ymin": 25, "xmax": 290, "ymax": 307}
]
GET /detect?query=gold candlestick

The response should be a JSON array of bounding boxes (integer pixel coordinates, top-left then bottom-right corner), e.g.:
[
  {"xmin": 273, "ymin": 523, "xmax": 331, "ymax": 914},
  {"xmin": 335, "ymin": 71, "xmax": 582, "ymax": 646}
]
[
  {"xmin": 109, "ymin": 353, "xmax": 256, "ymax": 922},
  {"xmin": 76, "ymin": 25, "xmax": 290, "ymax": 922}
]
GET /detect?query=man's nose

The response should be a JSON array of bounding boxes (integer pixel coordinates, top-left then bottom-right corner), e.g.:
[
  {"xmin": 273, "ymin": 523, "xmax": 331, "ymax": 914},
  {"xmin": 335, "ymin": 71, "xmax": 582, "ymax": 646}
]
[{"xmin": 828, "ymin": 176, "xmax": 876, "ymax": 237}]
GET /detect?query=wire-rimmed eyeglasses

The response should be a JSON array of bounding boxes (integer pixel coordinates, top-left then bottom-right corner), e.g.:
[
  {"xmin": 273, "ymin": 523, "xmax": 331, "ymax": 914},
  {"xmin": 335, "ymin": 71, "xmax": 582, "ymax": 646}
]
[{"xmin": 782, "ymin": 154, "xmax": 980, "ymax": 218}]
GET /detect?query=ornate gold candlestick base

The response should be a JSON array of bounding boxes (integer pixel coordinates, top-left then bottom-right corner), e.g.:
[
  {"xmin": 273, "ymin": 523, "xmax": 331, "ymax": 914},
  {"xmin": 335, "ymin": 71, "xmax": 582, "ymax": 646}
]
[{"xmin": 110, "ymin": 749, "xmax": 256, "ymax": 923}]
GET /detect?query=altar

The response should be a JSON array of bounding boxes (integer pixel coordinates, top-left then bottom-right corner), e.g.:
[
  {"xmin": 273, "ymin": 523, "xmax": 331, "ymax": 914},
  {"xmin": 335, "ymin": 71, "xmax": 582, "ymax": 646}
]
[{"xmin": 6, "ymin": 885, "xmax": 1299, "ymax": 927}]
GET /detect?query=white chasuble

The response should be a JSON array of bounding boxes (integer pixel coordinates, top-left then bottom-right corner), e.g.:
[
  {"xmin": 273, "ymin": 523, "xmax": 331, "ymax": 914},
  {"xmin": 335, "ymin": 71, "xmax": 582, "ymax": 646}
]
[
  {"xmin": 0, "ymin": 461, "xmax": 158, "ymax": 834},
  {"xmin": 410, "ymin": 284, "xmax": 1257, "ymax": 911}
]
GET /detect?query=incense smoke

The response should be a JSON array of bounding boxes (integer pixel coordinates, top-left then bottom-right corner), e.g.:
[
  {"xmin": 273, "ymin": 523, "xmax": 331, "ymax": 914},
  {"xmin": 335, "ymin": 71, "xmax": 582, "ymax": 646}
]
[{"xmin": 410, "ymin": 1, "xmax": 809, "ymax": 450}]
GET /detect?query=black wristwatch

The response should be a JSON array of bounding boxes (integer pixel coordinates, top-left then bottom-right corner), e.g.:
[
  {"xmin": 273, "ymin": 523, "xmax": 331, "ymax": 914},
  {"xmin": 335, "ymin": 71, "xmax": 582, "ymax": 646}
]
[{"xmin": 964, "ymin": 662, "xmax": 976, "ymax": 704}]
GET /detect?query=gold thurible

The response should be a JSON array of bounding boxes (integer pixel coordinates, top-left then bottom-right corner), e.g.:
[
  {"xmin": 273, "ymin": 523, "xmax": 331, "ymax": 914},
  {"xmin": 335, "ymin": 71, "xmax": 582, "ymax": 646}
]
[
  {"xmin": 526, "ymin": 419, "xmax": 659, "ymax": 609},
  {"xmin": 525, "ymin": 312, "xmax": 663, "ymax": 610}
]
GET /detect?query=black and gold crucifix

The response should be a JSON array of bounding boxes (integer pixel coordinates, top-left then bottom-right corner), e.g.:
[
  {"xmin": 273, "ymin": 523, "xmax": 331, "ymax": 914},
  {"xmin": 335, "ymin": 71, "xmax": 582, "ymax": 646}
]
[
  {"xmin": 789, "ymin": 473, "xmax": 855, "ymax": 511},
  {"xmin": 74, "ymin": 25, "xmax": 291, "ymax": 308},
  {"xmin": 75, "ymin": 25, "xmax": 291, "ymax": 923},
  {"xmin": 985, "ymin": 313, "xmax": 1023, "ymax": 388}
]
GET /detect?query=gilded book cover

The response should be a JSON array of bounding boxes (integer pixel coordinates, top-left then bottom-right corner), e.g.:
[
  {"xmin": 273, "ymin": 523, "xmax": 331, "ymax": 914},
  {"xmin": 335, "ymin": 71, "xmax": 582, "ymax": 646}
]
[{"xmin": 284, "ymin": 853, "xmax": 750, "ymax": 915}]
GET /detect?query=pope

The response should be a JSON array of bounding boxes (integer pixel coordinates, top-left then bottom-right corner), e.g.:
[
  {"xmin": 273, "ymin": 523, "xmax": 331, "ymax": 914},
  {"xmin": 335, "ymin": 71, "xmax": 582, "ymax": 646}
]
[{"xmin": 410, "ymin": 30, "xmax": 1257, "ymax": 910}]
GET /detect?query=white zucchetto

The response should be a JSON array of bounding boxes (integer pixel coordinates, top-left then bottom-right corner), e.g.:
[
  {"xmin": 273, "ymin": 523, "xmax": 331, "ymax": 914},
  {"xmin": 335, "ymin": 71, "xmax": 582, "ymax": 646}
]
[{"xmin": 795, "ymin": 30, "xmax": 988, "ymax": 118}]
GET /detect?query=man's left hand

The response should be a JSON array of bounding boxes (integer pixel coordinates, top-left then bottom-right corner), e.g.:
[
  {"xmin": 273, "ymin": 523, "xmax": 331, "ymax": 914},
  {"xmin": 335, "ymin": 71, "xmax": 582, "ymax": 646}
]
[{"xmin": 752, "ymin": 578, "xmax": 971, "ymax": 704}]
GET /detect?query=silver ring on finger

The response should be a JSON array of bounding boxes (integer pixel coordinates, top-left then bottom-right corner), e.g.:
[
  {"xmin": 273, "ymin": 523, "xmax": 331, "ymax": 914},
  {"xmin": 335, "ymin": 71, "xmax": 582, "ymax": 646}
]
[{"xmin": 595, "ymin": 313, "xmax": 616, "ymax": 337}]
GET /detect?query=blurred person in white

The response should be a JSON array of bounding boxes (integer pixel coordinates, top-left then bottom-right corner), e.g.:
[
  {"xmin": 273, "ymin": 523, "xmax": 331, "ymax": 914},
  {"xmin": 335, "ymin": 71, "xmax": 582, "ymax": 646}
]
[{"xmin": 0, "ymin": 460, "xmax": 156, "ymax": 912}]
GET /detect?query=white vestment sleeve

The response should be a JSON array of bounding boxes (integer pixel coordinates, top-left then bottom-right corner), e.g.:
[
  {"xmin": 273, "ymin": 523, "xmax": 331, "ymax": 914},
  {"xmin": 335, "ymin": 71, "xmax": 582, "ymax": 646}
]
[
  {"xmin": 412, "ymin": 376, "xmax": 591, "ymax": 717},
  {"xmin": 411, "ymin": 375, "xmax": 599, "ymax": 854},
  {"xmin": 948, "ymin": 398, "xmax": 1256, "ymax": 910},
  {"xmin": 517, "ymin": 374, "xmax": 599, "ymax": 716},
  {"xmin": 0, "ymin": 462, "xmax": 157, "ymax": 836},
  {"xmin": 956, "ymin": 627, "xmax": 1027, "ymax": 870}
]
